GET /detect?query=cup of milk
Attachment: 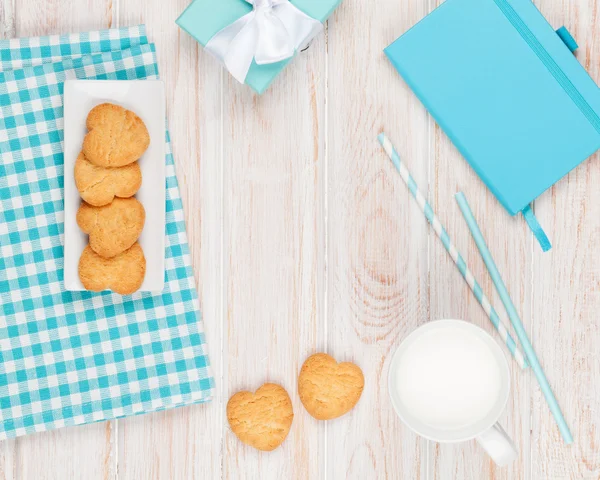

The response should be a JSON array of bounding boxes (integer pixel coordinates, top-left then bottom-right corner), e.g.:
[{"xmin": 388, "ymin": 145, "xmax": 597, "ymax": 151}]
[{"xmin": 388, "ymin": 319, "xmax": 517, "ymax": 466}]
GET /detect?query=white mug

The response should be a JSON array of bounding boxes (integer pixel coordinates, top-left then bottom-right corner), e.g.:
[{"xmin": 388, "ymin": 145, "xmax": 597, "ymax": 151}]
[{"xmin": 388, "ymin": 319, "xmax": 517, "ymax": 466}]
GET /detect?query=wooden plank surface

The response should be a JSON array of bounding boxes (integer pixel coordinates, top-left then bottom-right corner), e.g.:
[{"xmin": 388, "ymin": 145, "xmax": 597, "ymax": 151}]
[
  {"xmin": 428, "ymin": 97, "xmax": 533, "ymax": 480},
  {"xmin": 531, "ymin": 1, "xmax": 600, "ymax": 478},
  {"xmin": 326, "ymin": 0, "xmax": 430, "ymax": 478},
  {"xmin": 0, "ymin": 0, "xmax": 599, "ymax": 478},
  {"xmin": 220, "ymin": 17, "xmax": 327, "ymax": 479}
]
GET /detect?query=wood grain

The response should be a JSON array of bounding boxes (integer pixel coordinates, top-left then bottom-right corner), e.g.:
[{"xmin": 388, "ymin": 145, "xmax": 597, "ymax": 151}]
[
  {"xmin": 327, "ymin": 0, "xmax": 431, "ymax": 478},
  {"xmin": 428, "ymin": 111, "xmax": 533, "ymax": 480},
  {"xmin": 220, "ymin": 18, "xmax": 327, "ymax": 480},
  {"xmin": 531, "ymin": 1, "xmax": 600, "ymax": 478},
  {"xmin": 0, "ymin": 0, "xmax": 14, "ymax": 38}
]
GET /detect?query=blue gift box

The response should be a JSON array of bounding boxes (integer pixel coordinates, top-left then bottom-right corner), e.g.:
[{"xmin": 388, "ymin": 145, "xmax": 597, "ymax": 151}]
[{"xmin": 176, "ymin": 0, "xmax": 342, "ymax": 94}]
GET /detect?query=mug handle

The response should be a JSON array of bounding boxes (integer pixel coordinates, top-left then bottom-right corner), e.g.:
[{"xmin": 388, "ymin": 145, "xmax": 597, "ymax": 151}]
[{"xmin": 476, "ymin": 422, "xmax": 518, "ymax": 466}]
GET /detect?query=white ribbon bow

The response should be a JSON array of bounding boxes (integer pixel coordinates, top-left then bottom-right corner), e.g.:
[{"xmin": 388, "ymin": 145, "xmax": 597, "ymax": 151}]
[{"xmin": 204, "ymin": 0, "xmax": 323, "ymax": 84}]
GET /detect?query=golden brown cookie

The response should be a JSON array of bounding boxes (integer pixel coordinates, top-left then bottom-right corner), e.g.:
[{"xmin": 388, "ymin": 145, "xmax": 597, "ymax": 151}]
[
  {"xmin": 75, "ymin": 152, "xmax": 142, "ymax": 207},
  {"xmin": 227, "ymin": 383, "xmax": 294, "ymax": 451},
  {"xmin": 298, "ymin": 353, "xmax": 364, "ymax": 420},
  {"xmin": 83, "ymin": 103, "xmax": 150, "ymax": 167},
  {"xmin": 79, "ymin": 243, "xmax": 146, "ymax": 295},
  {"xmin": 76, "ymin": 197, "xmax": 145, "ymax": 258}
]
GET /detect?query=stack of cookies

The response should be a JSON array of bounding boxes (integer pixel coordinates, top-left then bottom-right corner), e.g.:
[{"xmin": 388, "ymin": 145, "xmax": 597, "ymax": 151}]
[{"xmin": 75, "ymin": 103, "xmax": 150, "ymax": 295}]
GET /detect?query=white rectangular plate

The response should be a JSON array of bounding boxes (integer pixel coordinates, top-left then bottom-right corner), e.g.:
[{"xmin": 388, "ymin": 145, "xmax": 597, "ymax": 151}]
[{"xmin": 63, "ymin": 80, "xmax": 166, "ymax": 293}]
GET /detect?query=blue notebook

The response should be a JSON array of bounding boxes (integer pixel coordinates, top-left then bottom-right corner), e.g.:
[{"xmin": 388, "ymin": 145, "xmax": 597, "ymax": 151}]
[{"xmin": 385, "ymin": 0, "xmax": 600, "ymax": 251}]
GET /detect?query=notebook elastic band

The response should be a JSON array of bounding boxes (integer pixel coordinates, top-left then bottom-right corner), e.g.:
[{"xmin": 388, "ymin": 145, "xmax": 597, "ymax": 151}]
[
  {"xmin": 522, "ymin": 205, "xmax": 552, "ymax": 252},
  {"xmin": 492, "ymin": 0, "xmax": 600, "ymax": 135}
]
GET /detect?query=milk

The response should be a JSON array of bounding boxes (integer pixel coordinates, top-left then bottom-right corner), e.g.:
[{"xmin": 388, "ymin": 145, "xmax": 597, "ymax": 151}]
[{"xmin": 394, "ymin": 324, "xmax": 503, "ymax": 430}]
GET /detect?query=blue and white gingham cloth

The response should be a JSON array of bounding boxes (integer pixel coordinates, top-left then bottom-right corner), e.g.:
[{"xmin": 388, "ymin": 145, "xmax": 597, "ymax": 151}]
[{"xmin": 0, "ymin": 26, "xmax": 214, "ymax": 439}]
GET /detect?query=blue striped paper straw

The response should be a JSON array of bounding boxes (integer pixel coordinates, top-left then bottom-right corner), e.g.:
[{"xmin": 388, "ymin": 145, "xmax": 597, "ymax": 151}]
[
  {"xmin": 378, "ymin": 133, "xmax": 528, "ymax": 369},
  {"xmin": 455, "ymin": 191, "xmax": 572, "ymax": 444}
]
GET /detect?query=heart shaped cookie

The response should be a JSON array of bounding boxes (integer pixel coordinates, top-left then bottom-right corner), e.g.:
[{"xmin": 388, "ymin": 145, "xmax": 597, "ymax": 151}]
[
  {"xmin": 75, "ymin": 152, "xmax": 142, "ymax": 207},
  {"xmin": 77, "ymin": 197, "xmax": 145, "ymax": 258},
  {"xmin": 298, "ymin": 353, "xmax": 364, "ymax": 420},
  {"xmin": 227, "ymin": 383, "xmax": 294, "ymax": 451},
  {"xmin": 78, "ymin": 243, "xmax": 146, "ymax": 295},
  {"xmin": 83, "ymin": 103, "xmax": 150, "ymax": 167}
]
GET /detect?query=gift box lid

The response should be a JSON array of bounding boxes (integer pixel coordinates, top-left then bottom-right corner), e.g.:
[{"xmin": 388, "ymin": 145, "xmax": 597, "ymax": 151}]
[{"xmin": 176, "ymin": 0, "xmax": 342, "ymax": 94}]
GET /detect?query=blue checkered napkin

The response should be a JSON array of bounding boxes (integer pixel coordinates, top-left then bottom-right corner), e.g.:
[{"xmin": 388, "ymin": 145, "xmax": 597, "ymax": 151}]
[
  {"xmin": 0, "ymin": 26, "xmax": 214, "ymax": 439},
  {"xmin": 0, "ymin": 25, "xmax": 148, "ymax": 71}
]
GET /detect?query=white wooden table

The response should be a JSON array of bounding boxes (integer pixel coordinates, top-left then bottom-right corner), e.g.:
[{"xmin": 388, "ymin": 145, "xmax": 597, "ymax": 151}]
[{"xmin": 0, "ymin": 0, "xmax": 599, "ymax": 478}]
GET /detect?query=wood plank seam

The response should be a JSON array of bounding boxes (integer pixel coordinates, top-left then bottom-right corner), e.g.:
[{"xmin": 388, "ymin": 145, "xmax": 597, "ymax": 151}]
[
  {"xmin": 323, "ymin": 18, "xmax": 329, "ymax": 480},
  {"xmin": 217, "ymin": 62, "xmax": 225, "ymax": 480}
]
